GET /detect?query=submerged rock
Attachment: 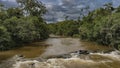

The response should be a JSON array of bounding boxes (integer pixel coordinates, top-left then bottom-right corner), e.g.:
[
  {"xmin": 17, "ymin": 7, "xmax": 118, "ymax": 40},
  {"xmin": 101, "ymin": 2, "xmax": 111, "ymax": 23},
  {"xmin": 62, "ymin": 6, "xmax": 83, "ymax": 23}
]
[
  {"xmin": 71, "ymin": 50, "xmax": 90, "ymax": 55},
  {"xmin": 54, "ymin": 54, "xmax": 72, "ymax": 58},
  {"xmin": 0, "ymin": 54, "xmax": 26, "ymax": 68},
  {"xmin": 1, "ymin": 50, "xmax": 120, "ymax": 68},
  {"xmin": 103, "ymin": 49, "xmax": 116, "ymax": 53},
  {"xmin": 78, "ymin": 50, "xmax": 90, "ymax": 54}
]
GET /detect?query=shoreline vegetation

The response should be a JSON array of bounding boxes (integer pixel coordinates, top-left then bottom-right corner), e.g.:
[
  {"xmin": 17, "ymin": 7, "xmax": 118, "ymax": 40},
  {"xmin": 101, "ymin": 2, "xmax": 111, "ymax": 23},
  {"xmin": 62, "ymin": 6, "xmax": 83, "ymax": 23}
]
[
  {"xmin": 0, "ymin": 0, "xmax": 49, "ymax": 51},
  {"xmin": 0, "ymin": 1, "xmax": 120, "ymax": 51},
  {"xmin": 48, "ymin": 3, "xmax": 120, "ymax": 50}
]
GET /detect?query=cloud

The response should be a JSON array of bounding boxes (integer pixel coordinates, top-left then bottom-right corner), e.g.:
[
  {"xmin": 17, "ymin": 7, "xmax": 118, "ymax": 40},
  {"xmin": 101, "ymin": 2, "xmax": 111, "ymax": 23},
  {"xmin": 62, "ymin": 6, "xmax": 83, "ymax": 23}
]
[
  {"xmin": 0, "ymin": 0, "xmax": 17, "ymax": 7},
  {"xmin": 112, "ymin": 0, "xmax": 120, "ymax": 7},
  {"xmin": 43, "ymin": 0, "xmax": 115, "ymax": 23},
  {"xmin": 1, "ymin": 0, "xmax": 16, "ymax": 2},
  {"xmin": 43, "ymin": 0, "xmax": 87, "ymax": 22},
  {"xmin": 0, "ymin": 0, "xmax": 120, "ymax": 23}
]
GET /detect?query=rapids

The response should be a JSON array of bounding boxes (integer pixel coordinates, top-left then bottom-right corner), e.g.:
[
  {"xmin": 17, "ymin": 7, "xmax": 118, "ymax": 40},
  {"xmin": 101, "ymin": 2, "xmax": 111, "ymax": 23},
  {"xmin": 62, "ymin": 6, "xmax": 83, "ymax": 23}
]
[
  {"xmin": 0, "ymin": 38, "xmax": 120, "ymax": 68},
  {"xmin": 13, "ymin": 50, "xmax": 120, "ymax": 68}
]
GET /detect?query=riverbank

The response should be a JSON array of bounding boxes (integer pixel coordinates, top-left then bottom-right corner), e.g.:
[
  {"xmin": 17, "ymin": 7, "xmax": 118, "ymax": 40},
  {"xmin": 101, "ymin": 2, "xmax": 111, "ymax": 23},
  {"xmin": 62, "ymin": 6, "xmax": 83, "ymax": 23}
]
[{"xmin": 0, "ymin": 38, "xmax": 112, "ymax": 63}]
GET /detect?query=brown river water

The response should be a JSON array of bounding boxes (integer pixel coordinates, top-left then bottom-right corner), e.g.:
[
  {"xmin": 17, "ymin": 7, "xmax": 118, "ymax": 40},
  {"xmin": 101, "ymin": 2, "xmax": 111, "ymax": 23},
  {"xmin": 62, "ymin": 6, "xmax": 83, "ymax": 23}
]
[{"xmin": 0, "ymin": 37, "xmax": 120, "ymax": 68}]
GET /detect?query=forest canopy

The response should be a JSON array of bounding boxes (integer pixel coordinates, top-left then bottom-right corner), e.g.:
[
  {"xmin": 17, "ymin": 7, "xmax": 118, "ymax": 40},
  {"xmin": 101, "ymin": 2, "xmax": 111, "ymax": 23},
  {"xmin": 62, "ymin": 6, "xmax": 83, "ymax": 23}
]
[{"xmin": 0, "ymin": 0, "xmax": 49, "ymax": 51}]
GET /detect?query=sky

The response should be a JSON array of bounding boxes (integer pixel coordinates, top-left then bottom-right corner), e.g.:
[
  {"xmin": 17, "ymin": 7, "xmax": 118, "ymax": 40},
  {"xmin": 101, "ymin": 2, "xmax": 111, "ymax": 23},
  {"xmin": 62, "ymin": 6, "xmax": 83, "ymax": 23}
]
[{"xmin": 0, "ymin": 0, "xmax": 120, "ymax": 23}]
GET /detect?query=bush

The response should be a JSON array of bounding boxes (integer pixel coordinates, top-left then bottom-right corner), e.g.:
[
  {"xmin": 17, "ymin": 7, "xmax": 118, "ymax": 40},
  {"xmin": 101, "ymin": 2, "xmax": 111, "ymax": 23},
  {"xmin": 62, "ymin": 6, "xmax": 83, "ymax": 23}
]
[
  {"xmin": 0, "ymin": 16, "xmax": 49, "ymax": 51},
  {"xmin": 0, "ymin": 0, "xmax": 49, "ymax": 51},
  {"xmin": 79, "ymin": 9, "xmax": 120, "ymax": 46},
  {"xmin": 0, "ymin": 26, "xmax": 15, "ymax": 50},
  {"xmin": 48, "ymin": 20, "xmax": 80, "ymax": 37}
]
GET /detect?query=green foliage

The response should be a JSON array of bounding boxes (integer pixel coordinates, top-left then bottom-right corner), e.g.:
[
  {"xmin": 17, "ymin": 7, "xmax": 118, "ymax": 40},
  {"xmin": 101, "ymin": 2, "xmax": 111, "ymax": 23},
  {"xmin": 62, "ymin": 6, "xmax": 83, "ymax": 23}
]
[
  {"xmin": 3, "ymin": 16, "xmax": 49, "ymax": 43},
  {"xmin": 16, "ymin": 0, "xmax": 46, "ymax": 17},
  {"xmin": 0, "ymin": 11, "xmax": 7, "ymax": 20},
  {"xmin": 116, "ymin": 6, "xmax": 120, "ymax": 13},
  {"xmin": 0, "ymin": 4, "xmax": 4, "ymax": 11},
  {"xmin": 48, "ymin": 20, "xmax": 80, "ymax": 37},
  {"xmin": 0, "ymin": 26, "xmax": 15, "ymax": 50},
  {"xmin": 0, "ymin": 0, "xmax": 49, "ymax": 51},
  {"xmin": 79, "ymin": 5, "xmax": 120, "ymax": 47},
  {"xmin": 6, "ymin": 8, "xmax": 23, "ymax": 18},
  {"xmin": 48, "ymin": 23, "xmax": 58, "ymax": 34}
]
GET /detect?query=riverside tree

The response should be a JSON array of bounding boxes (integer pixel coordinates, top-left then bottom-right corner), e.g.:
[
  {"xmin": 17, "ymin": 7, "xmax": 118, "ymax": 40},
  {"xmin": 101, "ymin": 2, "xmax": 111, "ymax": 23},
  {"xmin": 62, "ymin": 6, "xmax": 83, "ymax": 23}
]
[{"xmin": 0, "ymin": 0, "xmax": 49, "ymax": 51}]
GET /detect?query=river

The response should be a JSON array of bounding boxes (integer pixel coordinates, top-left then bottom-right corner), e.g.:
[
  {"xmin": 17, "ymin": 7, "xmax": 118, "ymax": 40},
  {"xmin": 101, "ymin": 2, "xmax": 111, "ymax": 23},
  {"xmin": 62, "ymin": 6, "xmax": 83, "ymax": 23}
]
[{"xmin": 0, "ymin": 37, "xmax": 120, "ymax": 68}]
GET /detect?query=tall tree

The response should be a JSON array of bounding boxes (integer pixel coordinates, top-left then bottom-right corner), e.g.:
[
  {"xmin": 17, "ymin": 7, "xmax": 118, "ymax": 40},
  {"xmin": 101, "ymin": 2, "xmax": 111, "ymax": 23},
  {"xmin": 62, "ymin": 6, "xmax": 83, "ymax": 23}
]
[
  {"xmin": 6, "ymin": 8, "xmax": 23, "ymax": 18},
  {"xmin": 16, "ymin": 0, "xmax": 46, "ymax": 17},
  {"xmin": 0, "ymin": 4, "xmax": 4, "ymax": 12},
  {"xmin": 104, "ymin": 3, "xmax": 114, "ymax": 13}
]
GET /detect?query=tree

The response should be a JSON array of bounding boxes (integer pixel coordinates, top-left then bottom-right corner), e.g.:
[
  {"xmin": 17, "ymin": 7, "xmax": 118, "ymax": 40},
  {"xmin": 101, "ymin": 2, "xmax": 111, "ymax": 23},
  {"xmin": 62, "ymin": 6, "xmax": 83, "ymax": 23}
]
[
  {"xmin": 65, "ymin": 16, "xmax": 69, "ymax": 20},
  {"xmin": 0, "ymin": 4, "xmax": 4, "ymax": 12},
  {"xmin": 0, "ymin": 4, "xmax": 7, "ymax": 20},
  {"xmin": 0, "ymin": 0, "xmax": 49, "ymax": 51},
  {"xmin": 3, "ymin": 16, "xmax": 49, "ymax": 43},
  {"xmin": 0, "ymin": 26, "xmax": 14, "ymax": 50},
  {"xmin": 115, "ymin": 6, "xmax": 120, "ymax": 13},
  {"xmin": 103, "ymin": 3, "xmax": 114, "ymax": 13},
  {"xmin": 79, "ymin": 3, "xmax": 120, "ymax": 49},
  {"xmin": 49, "ymin": 20, "xmax": 80, "ymax": 37},
  {"xmin": 16, "ymin": 0, "xmax": 46, "ymax": 17},
  {"xmin": 6, "ymin": 7, "xmax": 23, "ymax": 18}
]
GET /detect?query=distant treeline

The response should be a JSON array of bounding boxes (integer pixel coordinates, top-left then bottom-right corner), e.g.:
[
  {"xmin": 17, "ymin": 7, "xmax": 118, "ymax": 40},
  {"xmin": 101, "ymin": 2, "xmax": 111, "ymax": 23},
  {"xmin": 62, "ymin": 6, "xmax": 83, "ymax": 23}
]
[
  {"xmin": 48, "ymin": 20, "xmax": 80, "ymax": 37},
  {"xmin": 0, "ymin": 0, "xmax": 49, "ymax": 51},
  {"xmin": 48, "ymin": 3, "xmax": 120, "ymax": 50}
]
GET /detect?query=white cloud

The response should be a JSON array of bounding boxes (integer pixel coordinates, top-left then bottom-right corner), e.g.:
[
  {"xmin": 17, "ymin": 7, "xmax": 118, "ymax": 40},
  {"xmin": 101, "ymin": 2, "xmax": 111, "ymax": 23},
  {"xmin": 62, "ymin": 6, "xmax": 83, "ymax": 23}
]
[
  {"xmin": 112, "ymin": 0, "xmax": 120, "ymax": 7},
  {"xmin": 1, "ymin": 0, "xmax": 16, "ymax": 2},
  {"xmin": 8, "ymin": 0, "xmax": 16, "ymax": 2},
  {"xmin": 76, "ymin": 5, "xmax": 85, "ymax": 8},
  {"xmin": 46, "ymin": 3, "xmax": 53, "ymax": 9}
]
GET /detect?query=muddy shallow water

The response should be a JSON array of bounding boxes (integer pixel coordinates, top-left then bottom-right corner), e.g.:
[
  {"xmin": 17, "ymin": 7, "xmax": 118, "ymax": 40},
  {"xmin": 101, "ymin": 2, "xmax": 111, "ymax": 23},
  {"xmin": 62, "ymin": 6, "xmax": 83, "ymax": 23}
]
[
  {"xmin": 12, "ymin": 51, "xmax": 120, "ymax": 68},
  {"xmin": 0, "ymin": 37, "xmax": 119, "ymax": 68},
  {"xmin": 0, "ymin": 38, "xmax": 111, "ymax": 61}
]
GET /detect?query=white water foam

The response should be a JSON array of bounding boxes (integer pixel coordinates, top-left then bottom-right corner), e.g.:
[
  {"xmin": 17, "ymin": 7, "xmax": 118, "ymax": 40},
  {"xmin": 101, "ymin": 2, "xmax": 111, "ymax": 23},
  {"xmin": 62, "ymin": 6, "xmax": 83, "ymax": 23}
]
[
  {"xmin": 13, "ymin": 51, "xmax": 120, "ymax": 68},
  {"xmin": 90, "ymin": 50, "xmax": 120, "ymax": 61}
]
